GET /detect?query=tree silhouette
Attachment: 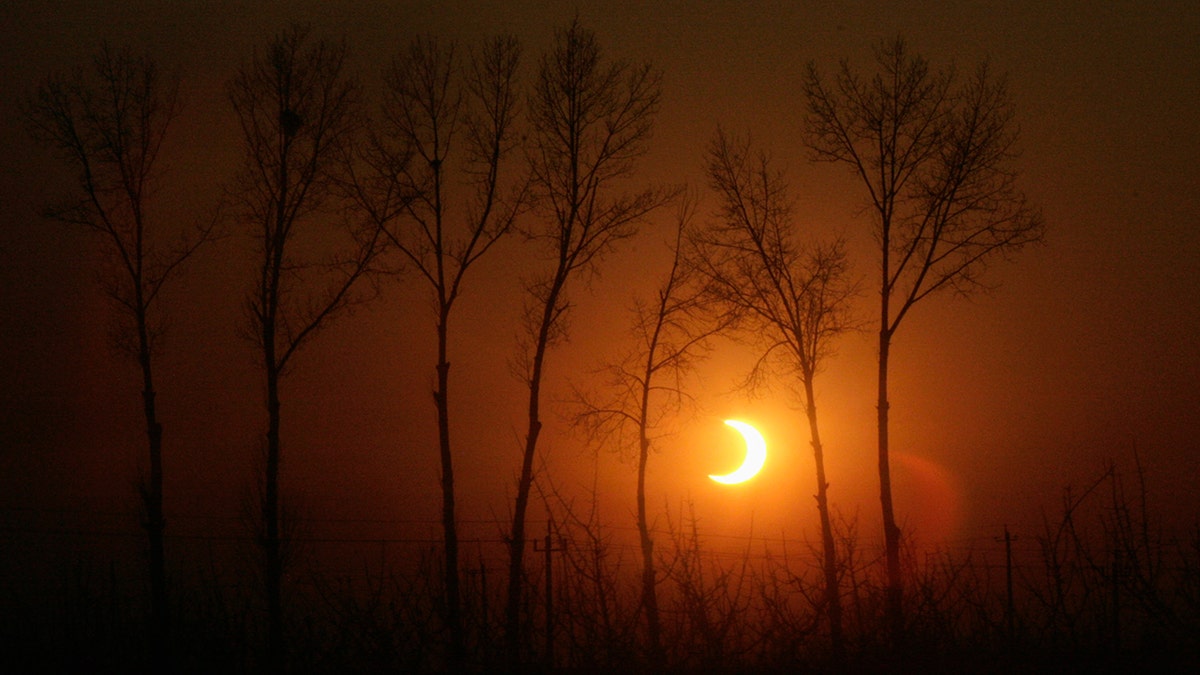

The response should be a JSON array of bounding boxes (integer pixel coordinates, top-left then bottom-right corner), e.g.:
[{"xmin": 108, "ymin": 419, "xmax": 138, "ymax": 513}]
[
  {"xmin": 23, "ymin": 42, "xmax": 211, "ymax": 672},
  {"xmin": 226, "ymin": 25, "xmax": 383, "ymax": 670},
  {"xmin": 571, "ymin": 196, "xmax": 720, "ymax": 667},
  {"xmin": 803, "ymin": 36, "xmax": 1044, "ymax": 641},
  {"xmin": 344, "ymin": 33, "xmax": 526, "ymax": 665},
  {"xmin": 506, "ymin": 18, "xmax": 672, "ymax": 668},
  {"xmin": 697, "ymin": 128, "xmax": 856, "ymax": 658}
]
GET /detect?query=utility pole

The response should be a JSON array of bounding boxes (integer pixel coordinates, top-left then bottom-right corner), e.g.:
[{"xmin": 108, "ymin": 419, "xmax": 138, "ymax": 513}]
[{"xmin": 534, "ymin": 517, "xmax": 565, "ymax": 669}]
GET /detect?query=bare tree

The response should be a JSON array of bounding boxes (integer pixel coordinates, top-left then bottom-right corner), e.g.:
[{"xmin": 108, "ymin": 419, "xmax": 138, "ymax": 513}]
[
  {"xmin": 697, "ymin": 128, "xmax": 856, "ymax": 659},
  {"xmin": 571, "ymin": 197, "xmax": 719, "ymax": 667},
  {"xmin": 803, "ymin": 37, "xmax": 1044, "ymax": 639},
  {"xmin": 505, "ymin": 18, "xmax": 671, "ymax": 668},
  {"xmin": 227, "ymin": 24, "xmax": 381, "ymax": 670},
  {"xmin": 344, "ymin": 33, "xmax": 526, "ymax": 664},
  {"xmin": 23, "ymin": 42, "xmax": 210, "ymax": 671}
]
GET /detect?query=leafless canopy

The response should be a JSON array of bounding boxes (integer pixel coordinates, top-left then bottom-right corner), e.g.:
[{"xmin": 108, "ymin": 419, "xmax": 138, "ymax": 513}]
[
  {"xmin": 347, "ymin": 33, "xmax": 526, "ymax": 312},
  {"xmin": 517, "ymin": 19, "xmax": 673, "ymax": 374},
  {"xmin": 804, "ymin": 37, "xmax": 1044, "ymax": 331},
  {"xmin": 697, "ymin": 128, "xmax": 856, "ymax": 393},
  {"xmin": 572, "ymin": 196, "xmax": 718, "ymax": 462},
  {"xmin": 228, "ymin": 24, "xmax": 381, "ymax": 374},
  {"xmin": 23, "ymin": 42, "xmax": 206, "ymax": 357}
]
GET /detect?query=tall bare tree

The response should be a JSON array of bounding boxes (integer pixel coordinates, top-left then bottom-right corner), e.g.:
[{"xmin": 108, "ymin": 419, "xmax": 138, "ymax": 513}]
[
  {"xmin": 506, "ymin": 19, "xmax": 671, "ymax": 668},
  {"xmin": 697, "ymin": 128, "xmax": 856, "ymax": 658},
  {"xmin": 571, "ymin": 197, "xmax": 719, "ymax": 667},
  {"xmin": 23, "ymin": 42, "xmax": 209, "ymax": 672},
  {"xmin": 803, "ymin": 37, "xmax": 1044, "ymax": 639},
  {"xmin": 227, "ymin": 25, "xmax": 381, "ymax": 670},
  {"xmin": 345, "ymin": 33, "xmax": 525, "ymax": 664}
]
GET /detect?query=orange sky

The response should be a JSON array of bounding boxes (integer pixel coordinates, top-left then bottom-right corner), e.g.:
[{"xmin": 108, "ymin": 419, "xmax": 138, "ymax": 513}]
[{"xmin": 1, "ymin": 1, "xmax": 1198, "ymax": 574}]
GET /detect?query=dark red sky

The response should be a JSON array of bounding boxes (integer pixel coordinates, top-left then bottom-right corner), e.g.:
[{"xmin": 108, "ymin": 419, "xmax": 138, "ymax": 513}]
[{"xmin": 2, "ymin": 1, "xmax": 1197, "ymax": 568}]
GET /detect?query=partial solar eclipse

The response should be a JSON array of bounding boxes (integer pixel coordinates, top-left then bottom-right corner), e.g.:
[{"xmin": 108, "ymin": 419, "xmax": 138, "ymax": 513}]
[{"xmin": 708, "ymin": 419, "xmax": 767, "ymax": 484}]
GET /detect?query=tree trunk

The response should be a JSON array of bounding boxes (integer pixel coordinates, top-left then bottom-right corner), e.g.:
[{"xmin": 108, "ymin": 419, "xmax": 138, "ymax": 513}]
[
  {"xmin": 878, "ymin": 328, "xmax": 903, "ymax": 642},
  {"xmin": 435, "ymin": 315, "xmax": 463, "ymax": 663},
  {"xmin": 636, "ymin": 434, "xmax": 663, "ymax": 668},
  {"xmin": 506, "ymin": 279, "xmax": 563, "ymax": 670},
  {"xmin": 264, "ymin": 363, "xmax": 283, "ymax": 673},
  {"xmin": 804, "ymin": 379, "xmax": 844, "ymax": 662},
  {"xmin": 505, "ymin": 415, "xmax": 540, "ymax": 669},
  {"xmin": 139, "ymin": 335, "xmax": 169, "ymax": 672}
]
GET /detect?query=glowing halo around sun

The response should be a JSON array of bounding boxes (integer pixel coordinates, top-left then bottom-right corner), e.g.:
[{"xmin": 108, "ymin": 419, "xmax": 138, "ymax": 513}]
[{"xmin": 708, "ymin": 419, "xmax": 767, "ymax": 485}]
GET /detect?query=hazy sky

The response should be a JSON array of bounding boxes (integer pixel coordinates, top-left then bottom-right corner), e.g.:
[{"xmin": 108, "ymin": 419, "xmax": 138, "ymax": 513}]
[{"xmin": 2, "ymin": 1, "xmax": 1197, "ymax": 569}]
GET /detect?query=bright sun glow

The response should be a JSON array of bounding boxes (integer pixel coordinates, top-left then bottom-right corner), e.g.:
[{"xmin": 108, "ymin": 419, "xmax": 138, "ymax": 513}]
[{"xmin": 708, "ymin": 419, "xmax": 767, "ymax": 485}]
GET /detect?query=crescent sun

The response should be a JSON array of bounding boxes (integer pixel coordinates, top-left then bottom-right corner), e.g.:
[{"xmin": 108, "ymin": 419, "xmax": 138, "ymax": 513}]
[{"xmin": 709, "ymin": 419, "xmax": 767, "ymax": 484}]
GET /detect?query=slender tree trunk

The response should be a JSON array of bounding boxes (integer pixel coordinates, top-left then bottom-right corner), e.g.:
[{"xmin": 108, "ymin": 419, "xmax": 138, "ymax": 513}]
[
  {"xmin": 636, "ymin": 331, "xmax": 663, "ymax": 667},
  {"xmin": 506, "ymin": 285, "xmax": 560, "ymax": 670},
  {"xmin": 505, "ymin": 415, "xmax": 540, "ymax": 670},
  {"xmin": 138, "ymin": 322, "xmax": 169, "ymax": 672},
  {"xmin": 877, "ymin": 208, "xmax": 904, "ymax": 642},
  {"xmin": 262, "ymin": 222, "xmax": 284, "ymax": 673},
  {"xmin": 264, "ymin": 362, "xmax": 283, "ymax": 672},
  {"xmin": 636, "ymin": 433, "xmax": 663, "ymax": 667},
  {"xmin": 434, "ymin": 311, "xmax": 464, "ymax": 663},
  {"xmin": 878, "ymin": 327, "xmax": 903, "ymax": 641},
  {"xmin": 804, "ymin": 379, "xmax": 844, "ymax": 662}
]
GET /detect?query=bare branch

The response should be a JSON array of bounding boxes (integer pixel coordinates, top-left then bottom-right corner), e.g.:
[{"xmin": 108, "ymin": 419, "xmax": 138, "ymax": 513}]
[
  {"xmin": 803, "ymin": 37, "xmax": 1043, "ymax": 334},
  {"xmin": 228, "ymin": 24, "xmax": 378, "ymax": 373},
  {"xmin": 22, "ymin": 42, "xmax": 211, "ymax": 360}
]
